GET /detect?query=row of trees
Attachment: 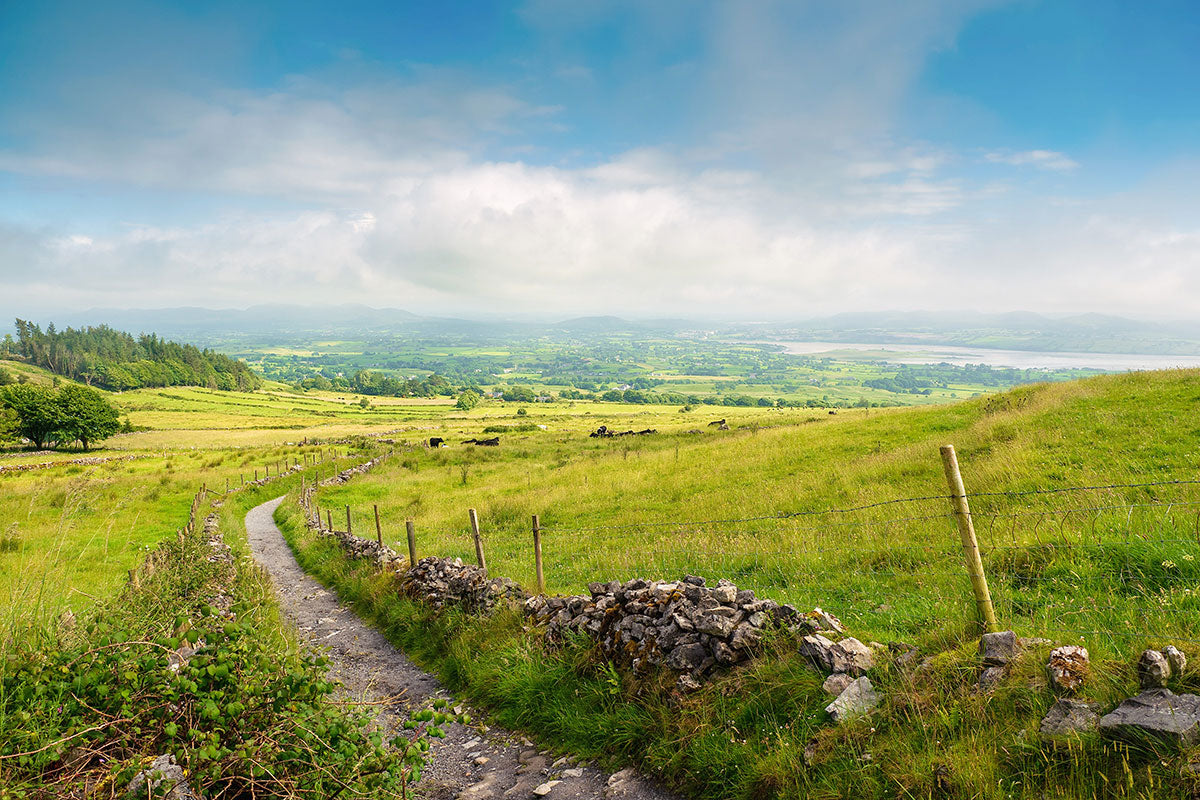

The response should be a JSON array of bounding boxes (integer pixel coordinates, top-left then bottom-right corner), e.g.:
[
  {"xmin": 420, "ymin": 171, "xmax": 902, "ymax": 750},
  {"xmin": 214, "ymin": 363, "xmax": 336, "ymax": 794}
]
[
  {"xmin": 295, "ymin": 370, "xmax": 456, "ymax": 398},
  {"xmin": 5, "ymin": 320, "xmax": 261, "ymax": 391},
  {"xmin": 0, "ymin": 383, "xmax": 121, "ymax": 450}
]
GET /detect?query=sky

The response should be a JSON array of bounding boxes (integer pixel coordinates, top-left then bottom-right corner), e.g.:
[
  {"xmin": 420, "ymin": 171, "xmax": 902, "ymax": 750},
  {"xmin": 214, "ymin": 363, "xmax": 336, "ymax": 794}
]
[{"xmin": 2, "ymin": 0, "xmax": 1199, "ymax": 320}]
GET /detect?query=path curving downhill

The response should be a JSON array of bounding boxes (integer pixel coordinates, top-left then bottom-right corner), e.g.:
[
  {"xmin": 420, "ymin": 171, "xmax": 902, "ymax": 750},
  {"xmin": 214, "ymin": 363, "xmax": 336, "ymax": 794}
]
[{"xmin": 245, "ymin": 497, "xmax": 677, "ymax": 800}]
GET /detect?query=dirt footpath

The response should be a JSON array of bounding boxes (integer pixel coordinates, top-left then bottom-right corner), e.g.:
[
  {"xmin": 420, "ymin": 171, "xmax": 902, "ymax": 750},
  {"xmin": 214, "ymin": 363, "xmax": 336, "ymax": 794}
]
[{"xmin": 245, "ymin": 497, "xmax": 678, "ymax": 800}]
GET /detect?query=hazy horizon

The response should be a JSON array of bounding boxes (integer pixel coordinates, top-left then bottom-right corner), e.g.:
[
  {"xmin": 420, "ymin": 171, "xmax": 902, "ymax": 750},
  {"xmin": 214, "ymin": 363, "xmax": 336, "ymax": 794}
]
[{"xmin": 3, "ymin": 2, "xmax": 1199, "ymax": 318}]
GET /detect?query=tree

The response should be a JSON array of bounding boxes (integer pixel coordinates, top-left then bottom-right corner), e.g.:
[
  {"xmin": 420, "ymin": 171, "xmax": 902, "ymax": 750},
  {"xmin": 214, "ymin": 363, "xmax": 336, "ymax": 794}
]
[
  {"xmin": 455, "ymin": 390, "xmax": 481, "ymax": 410},
  {"xmin": 0, "ymin": 367, "xmax": 13, "ymax": 386},
  {"xmin": 53, "ymin": 384, "xmax": 120, "ymax": 450},
  {"xmin": 0, "ymin": 406, "xmax": 18, "ymax": 444},
  {"xmin": 0, "ymin": 384, "xmax": 62, "ymax": 449}
]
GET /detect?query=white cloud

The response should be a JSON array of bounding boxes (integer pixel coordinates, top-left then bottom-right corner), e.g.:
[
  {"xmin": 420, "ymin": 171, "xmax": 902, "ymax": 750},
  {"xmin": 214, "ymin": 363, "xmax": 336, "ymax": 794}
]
[{"xmin": 984, "ymin": 149, "xmax": 1080, "ymax": 171}]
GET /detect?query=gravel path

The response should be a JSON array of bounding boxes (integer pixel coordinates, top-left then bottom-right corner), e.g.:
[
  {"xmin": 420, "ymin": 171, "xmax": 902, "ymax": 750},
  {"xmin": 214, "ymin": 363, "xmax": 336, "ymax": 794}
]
[{"xmin": 245, "ymin": 497, "xmax": 678, "ymax": 800}]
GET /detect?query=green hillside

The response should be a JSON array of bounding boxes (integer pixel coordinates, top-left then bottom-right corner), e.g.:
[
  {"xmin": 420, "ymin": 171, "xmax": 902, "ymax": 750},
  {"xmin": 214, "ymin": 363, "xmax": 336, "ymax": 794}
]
[{"xmin": 289, "ymin": 369, "xmax": 1200, "ymax": 799}]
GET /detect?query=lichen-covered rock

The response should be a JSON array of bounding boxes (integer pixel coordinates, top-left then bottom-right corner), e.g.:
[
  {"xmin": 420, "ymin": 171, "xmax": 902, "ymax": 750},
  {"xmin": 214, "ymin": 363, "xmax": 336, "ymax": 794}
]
[
  {"xmin": 829, "ymin": 637, "xmax": 874, "ymax": 676},
  {"xmin": 1138, "ymin": 649, "xmax": 1171, "ymax": 689},
  {"xmin": 1165, "ymin": 645, "xmax": 1187, "ymax": 676},
  {"xmin": 401, "ymin": 557, "xmax": 527, "ymax": 613},
  {"xmin": 799, "ymin": 634, "xmax": 837, "ymax": 673},
  {"xmin": 525, "ymin": 575, "xmax": 854, "ymax": 687},
  {"xmin": 980, "ymin": 631, "xmax": 1019, "ymax": 667},
  {"xmin": 1100, "ymin": 689, "xmax": 1200, "ymax": 743},
  {"xmin": 126, "ymin": 754, "xmax": 198, "ymax": 799},
  {"xmin": 822, "ymin": 673, "xmax": 854, "ymax": 697},
  {"xmin": 825, "ymin": 676, "xmax": 879, "ymax": 724},
  {"xmin": 1040, "ymin": 699, "xmax": 1100, "ymax": 737},
  {"xmin": 1046, "ymin": 645, "xmax": 1089, "ymax": 694}
]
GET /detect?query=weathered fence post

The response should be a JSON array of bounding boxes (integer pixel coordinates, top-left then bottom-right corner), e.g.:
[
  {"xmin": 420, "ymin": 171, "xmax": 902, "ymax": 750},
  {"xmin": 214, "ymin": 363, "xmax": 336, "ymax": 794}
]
[
  {"xmin": 532, "ymin": 514, "xmax": 545, "ymax": 595},
  {"xmin": 406, "ymin": 519, "xmax": 417, "ymax": 569},
  {"xmin": 374, "ymin": 504, "xmax": 382, "ymax": 546},
  {"xmin": 940, "ymin": 444, "xmax": 998, "ymax": 633},
  {"xmin": 326, "ymin": 509, "xmax": 332, "ymax": 530},
  {"xmin": 468, "ymin": 508, "xmax": 486, "ymax": 571},
  {"xmin": 346, "ymin": 505, "xmax": 352, "ymax": 536}
]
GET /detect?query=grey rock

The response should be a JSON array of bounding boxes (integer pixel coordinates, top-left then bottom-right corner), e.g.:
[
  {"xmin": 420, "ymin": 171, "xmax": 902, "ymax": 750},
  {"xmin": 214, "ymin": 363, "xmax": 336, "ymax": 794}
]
[
  {"xmin": 799, "ymin": 634, "xmax": 836, "ymax": 672},
  {"xmin": 825, "ymin": 676, "xmax": 879, "ymax": 724},
  {"xmin": 980, "ymin": 631, "xmax": 1019, "ymax": 666},
  {"xmin": 979, "ymin": 665, "xmax": 1007, "ymax": 691},
  {"xmin": 1165, "ymin": 645, "xmax": 1187, "ymax": 676},
  {"xmin": 822, "ymin": 673, "xmax": 855, "ymax": 696},
  {"xmin": 1099, "ymin": 689, "xmax": 1200, "ymax": 743},
  {"xmin": 126, "ymin": 754, "xmax": 198, "ymax": 800},
  {"xmin": 809, "ymin": 607, "xmax": 845, "ymax": 633},
  {"xmin": 1046, "ymin": 646, "xmax": 1089, "ymax": 694},
  {"xmin": 1138, "ymin": 650, "xmax": 1171, "ymax": 689},
  {"xmin": 533, "ymin": 780, "xmax": 561, "ymax": 796},
  {"xmin": 829, "ymin": 637, "xmax": 874, "ymax": 676},
  {"xmin": 1040, "ymin": 699, "xmax": 1100, "ymax": 737},
  {"xmin": 730, "ymin": 622, "xmax": 761, "ymax": 651},
  {"xmin": 667, "ymin": 643, "xmax": 709, "ymax": 672}
]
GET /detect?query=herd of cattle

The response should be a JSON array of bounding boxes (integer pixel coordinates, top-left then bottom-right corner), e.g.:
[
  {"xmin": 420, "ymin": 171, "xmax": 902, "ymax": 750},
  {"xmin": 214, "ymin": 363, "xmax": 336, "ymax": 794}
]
[{"xmin": 427, "ymin": 419, "xmax": 748, "ymax": 448}]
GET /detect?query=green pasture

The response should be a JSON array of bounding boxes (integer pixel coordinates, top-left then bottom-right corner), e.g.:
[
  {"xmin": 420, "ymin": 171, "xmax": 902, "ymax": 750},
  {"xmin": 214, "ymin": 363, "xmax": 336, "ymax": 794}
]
[{"xmin": 312, "ymin": 369, "xmax": 1200, "ymax": 658}]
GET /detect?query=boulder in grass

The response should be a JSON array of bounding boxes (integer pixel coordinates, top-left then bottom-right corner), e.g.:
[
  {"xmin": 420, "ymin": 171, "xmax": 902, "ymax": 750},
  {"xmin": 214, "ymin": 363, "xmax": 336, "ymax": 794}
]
[
  {"xmin": 1040, "ymin": 699, "xmax": 1100, "ymax": 737},
  {"xmin": 1046, "ymin": 646, "xmax": 1089, "ymax": 694},
  {"xmin": 1138, "ymin": 650, "xmax": 1171, "ymax": 689},
  {"xmin": 979, "ymin": 631, "xmax": 1019, "ymax": 667},
  {"xmin": 1099, "ymin": 689, "xmax": 1200, "ymax": 744},
  {"xmin": 825, "ymin": 677, "xmax": 879, "ymax": 724}
]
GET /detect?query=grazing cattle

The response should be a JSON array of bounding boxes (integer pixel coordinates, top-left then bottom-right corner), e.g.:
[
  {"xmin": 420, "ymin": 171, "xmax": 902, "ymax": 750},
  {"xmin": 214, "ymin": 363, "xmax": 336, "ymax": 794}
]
[
  {"xmin": 708, "ymin": 418, "xmax": 726, "ymax": 427},
  {"xmin": 429, "ymin": 437, "xmax": 445, "ymax": 448},
  {"xmin": 589, "ymin": 425, "xmax": 614, "ymax": 438},
  {"xmin": 475, "ymin": 436, "xmax": 500, "ymax": 446},
  {"xmin": 828, "ymin": 409, "xmax": 838, "ymax": 415}
]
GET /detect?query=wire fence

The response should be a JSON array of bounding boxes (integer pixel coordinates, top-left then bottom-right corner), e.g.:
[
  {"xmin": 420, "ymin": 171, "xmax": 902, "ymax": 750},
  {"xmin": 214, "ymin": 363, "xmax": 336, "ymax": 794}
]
[{"xmin": 369, "ymin": 479, "xmax": 1198, "ymax": 658}]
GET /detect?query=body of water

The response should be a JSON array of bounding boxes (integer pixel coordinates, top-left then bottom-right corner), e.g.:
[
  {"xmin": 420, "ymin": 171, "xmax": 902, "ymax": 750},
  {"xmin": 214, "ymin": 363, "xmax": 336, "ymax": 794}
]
[{"xmin": 758, "ymin": 341, "xmax": 1200, "ymax": 371}]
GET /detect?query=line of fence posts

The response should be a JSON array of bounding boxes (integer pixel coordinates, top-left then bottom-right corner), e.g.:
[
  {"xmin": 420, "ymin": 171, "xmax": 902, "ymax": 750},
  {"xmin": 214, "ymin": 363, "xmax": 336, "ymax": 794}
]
[{"xmin": 306, "ymin": 444, "xmax": 1004, "ymax": 624}]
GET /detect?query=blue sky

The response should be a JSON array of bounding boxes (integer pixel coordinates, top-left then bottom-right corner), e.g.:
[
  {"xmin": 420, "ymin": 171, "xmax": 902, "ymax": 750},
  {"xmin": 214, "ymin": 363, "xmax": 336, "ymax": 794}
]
[{"xmin": 2, "ymin": 0, "xmax": 1198, "ymax": 318}]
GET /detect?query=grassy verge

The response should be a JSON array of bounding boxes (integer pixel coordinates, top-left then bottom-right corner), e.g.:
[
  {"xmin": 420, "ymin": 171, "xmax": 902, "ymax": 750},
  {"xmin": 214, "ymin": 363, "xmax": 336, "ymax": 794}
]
[
  {"xmin": 0, "ymin": 457, "xmax": 448, "ymax": 798},
  {"xmin": 275, "ymin": 496, "xmax": 1200, "ymax": 799}
]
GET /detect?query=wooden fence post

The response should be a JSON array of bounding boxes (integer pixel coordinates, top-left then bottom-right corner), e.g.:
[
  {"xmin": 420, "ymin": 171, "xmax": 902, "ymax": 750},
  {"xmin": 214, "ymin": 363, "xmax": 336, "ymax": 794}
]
[
  {"xmin": 326, "ymin": 509, "xmax": 333, "ymax": 530},
  {"xmin": 940, "ymin": 444, "xmax": 998, "ymax": 633},
  {"xmin": 469, "ymin": 508, "xmax": 486, "ymax": 571},
  {"xmin": 532, "ymin": 514, "xmax": 545, "ymax": 595},
  {"xmin": 406, "ymin": 519, "xmax": 417, "ymax": 569},
  {"xmin": 346, "ymin": 505, "xmax": 352, "ymax": 536},
  {"xmin": 374, "ymin": 504, "xmax": 382, "ymax": 545}
]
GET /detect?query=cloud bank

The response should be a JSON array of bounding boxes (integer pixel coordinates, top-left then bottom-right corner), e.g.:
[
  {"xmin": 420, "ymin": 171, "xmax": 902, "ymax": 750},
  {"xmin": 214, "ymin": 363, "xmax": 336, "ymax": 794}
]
[{"xmin": 1, "ymin": 1, "xmax": 1198, "ymax": 319}]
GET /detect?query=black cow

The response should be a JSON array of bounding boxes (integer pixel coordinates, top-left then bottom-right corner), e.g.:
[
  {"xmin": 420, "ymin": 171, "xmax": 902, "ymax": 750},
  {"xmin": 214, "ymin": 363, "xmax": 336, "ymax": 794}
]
[
  {"xmin": 475, "ymin": 436, "xmax": 500, "ymax": 446},
  {"xmin": 708, "ymin": 418, "xmax": 726, "ymax": 427},
  {"xmin": 429, "ymin": 437, "xmax": 445, "ymax": 448}
]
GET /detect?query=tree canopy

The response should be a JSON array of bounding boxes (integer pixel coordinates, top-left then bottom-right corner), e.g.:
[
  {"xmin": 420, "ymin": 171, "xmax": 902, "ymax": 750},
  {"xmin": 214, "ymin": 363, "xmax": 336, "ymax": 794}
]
[
  {"xmin": 0, "ymin": 383, "xmax": 122, "ymax": 450},
  {"xmin": 6, "ymin": 320, "xmax": 261, "ymax": 391}
]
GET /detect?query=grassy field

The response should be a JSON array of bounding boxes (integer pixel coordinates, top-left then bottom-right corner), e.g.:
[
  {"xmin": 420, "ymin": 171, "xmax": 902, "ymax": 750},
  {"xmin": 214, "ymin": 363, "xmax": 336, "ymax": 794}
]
[
  {"xmin": 5, "ymin": 356, "xmax": 1200, "ymax": 799},
  {"xmin": 309, "ymin": 369, "xmax": 1200, "ymax": 659},
  {"xmin": 278, "ymin": 368, "xmax": 1200, "ymax": 800}
]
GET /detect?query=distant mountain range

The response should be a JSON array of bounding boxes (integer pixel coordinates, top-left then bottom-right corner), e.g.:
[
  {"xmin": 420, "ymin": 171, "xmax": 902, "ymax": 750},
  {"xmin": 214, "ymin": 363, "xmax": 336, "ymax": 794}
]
[{"xmin": 10, "ymin": 306, "xmax": 1200, "ymax": 356}]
